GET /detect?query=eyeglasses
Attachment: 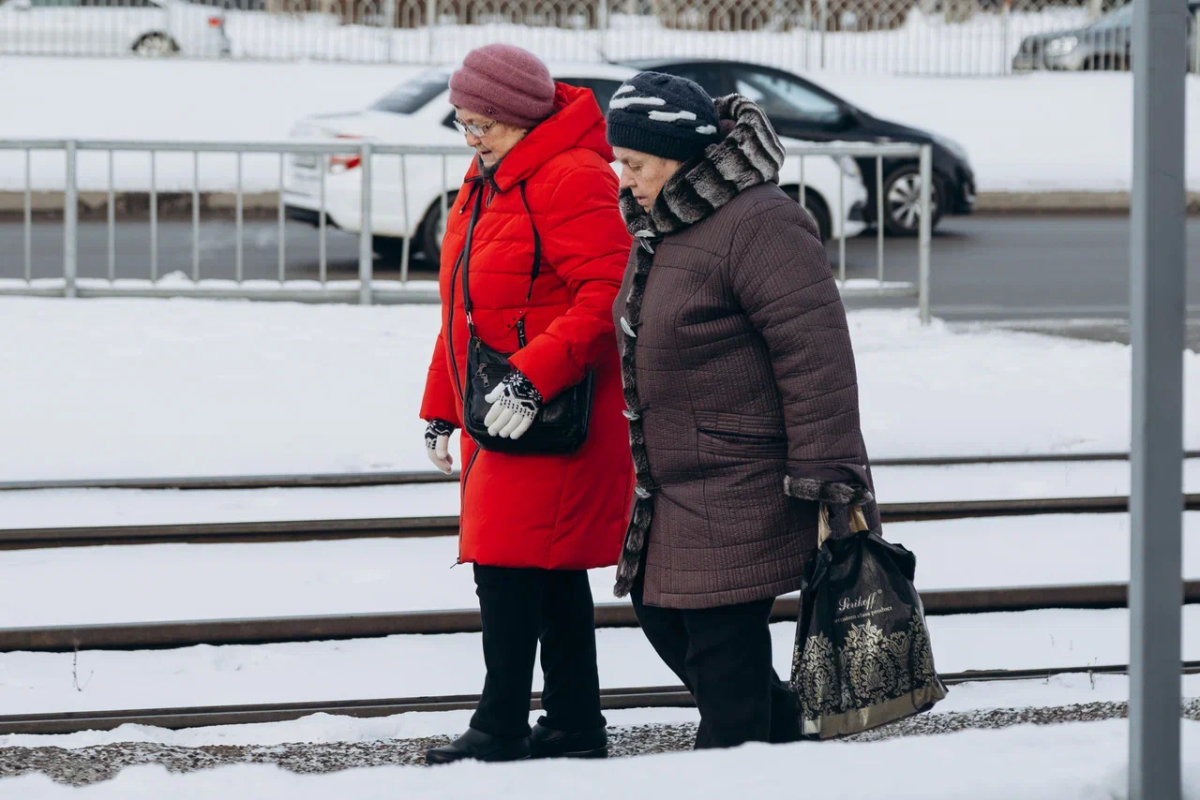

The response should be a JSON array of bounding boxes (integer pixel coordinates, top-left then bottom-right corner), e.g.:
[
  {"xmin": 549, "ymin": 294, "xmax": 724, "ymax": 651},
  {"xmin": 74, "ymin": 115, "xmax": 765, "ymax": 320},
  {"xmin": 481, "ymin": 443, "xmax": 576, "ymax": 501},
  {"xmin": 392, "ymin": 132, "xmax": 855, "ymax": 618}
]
[{"xmin": 453, "ymin": 117, "xmax": 498, "ymax": 138}]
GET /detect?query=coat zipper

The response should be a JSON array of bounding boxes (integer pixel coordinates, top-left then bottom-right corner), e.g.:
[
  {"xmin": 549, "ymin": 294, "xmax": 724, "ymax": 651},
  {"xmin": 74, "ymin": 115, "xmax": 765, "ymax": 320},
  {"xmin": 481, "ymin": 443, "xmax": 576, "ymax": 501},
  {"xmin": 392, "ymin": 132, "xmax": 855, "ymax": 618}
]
[
  {"xmin": 455, "ymin": 447, "xmax": 481, "ymax": 566},
  {"xmin": 447, "ymin": 249, "xmax": 466, "ymax": 403},
  {"xmin": 446, "ymin": 178, "xmax": 484, "ymax": 405},
  {"xmin": 447, "ymin": 181, "xmax": 482, "ymax": 568}
]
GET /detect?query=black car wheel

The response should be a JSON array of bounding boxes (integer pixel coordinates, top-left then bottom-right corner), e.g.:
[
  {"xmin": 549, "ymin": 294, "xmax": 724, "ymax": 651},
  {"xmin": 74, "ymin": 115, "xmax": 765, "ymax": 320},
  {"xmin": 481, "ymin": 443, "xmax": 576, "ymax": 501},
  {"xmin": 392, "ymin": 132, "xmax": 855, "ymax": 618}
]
[
  {"xmin": 882, "ymin": 165, "xmax": 943, "ymax": 237},
  {"xmin": 419, "ymin": 191, "xmax": 458, "ymax": 263},
  {"xmin": 133, "ymin": 33, "xmax": 180, "ymax": 57},
  {"xmin": 373, "ymin": 236, "xmax": 407, "ymax": 268}
]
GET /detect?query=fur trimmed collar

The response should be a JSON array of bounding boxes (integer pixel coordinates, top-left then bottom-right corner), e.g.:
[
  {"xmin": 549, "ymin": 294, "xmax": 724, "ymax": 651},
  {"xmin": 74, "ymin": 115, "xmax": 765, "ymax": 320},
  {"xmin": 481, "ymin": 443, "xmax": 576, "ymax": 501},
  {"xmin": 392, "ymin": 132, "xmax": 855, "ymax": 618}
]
[{"xmin": 619, "ymin": 94, "xmax": 785, "ymax": 238}]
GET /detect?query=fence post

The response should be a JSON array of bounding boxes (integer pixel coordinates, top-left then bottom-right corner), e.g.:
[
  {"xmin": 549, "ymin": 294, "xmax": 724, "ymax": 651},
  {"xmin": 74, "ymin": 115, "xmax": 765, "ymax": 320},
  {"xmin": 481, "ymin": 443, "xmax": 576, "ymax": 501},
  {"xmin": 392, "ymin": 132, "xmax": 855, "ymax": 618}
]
[
  {"xmin": 384, "ymin": 0, "xmax": 396, "ymax": 62},
  {"xmin": 64, "ymin": 140, "xmax": 77, "ymax": 299},
  {"xmin": 1192, "ymin": 9, "xmax": 1199, "ymax": 74},
  {"xmin": 1128, "ymin": 0, "xmax": 1186, "ymax": 795},
  {"xmin": 803, "ymin": 0, "xmax": 812, "ymax": 70},
  {"xmin": 425, "ymin": 0, "xmax": 438, "ymax": 62},
  {"xmin": 597, "ymin": 0, "xmax": 609, "ymax": 60},
  {"xmin": 917, "ymin": 145, "xmax": 932, "ymax": 325},
  {"xmin": 819, "ymin": 0, "xmax": 827, "ymax": 68},
  {"xmin": 359, "ymin": 141, "xmax": 374, "ymax": 305},
  {"xmin": 1001, "ymin": 3, "xmax": 1011, "ymax": 75}
]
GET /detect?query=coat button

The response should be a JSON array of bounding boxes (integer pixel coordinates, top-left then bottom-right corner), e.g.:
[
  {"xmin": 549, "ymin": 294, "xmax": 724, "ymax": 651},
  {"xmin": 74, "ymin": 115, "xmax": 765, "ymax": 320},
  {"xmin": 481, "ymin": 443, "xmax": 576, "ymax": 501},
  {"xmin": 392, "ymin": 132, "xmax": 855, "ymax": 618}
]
[{"xmin": 620, "ymin": 317, "xmax": 638, "ymax": 338}]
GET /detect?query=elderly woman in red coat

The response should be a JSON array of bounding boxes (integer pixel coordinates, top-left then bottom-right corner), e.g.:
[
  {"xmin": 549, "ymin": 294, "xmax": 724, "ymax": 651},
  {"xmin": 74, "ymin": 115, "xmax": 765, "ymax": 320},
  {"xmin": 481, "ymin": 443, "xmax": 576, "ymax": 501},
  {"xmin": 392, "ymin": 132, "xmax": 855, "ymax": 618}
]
[{"xmin": 419, "ymin": 44, "xmax": 635, "ymax": 765}]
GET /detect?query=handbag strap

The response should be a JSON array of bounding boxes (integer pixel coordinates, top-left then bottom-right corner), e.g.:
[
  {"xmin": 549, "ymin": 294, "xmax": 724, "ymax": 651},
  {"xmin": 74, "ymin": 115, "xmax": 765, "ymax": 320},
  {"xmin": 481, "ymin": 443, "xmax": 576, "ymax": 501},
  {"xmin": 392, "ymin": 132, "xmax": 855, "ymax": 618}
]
[
  {"xmin": 460, "ymin": 178, "xmax": 542, "ymax": 344},
  {"xmin": 517, "ymin": 182, "xmax": 541, "ymax": 302},
  {"xmin": 460, "ymin": 178, "xmax": 484, "ymax": 338}
]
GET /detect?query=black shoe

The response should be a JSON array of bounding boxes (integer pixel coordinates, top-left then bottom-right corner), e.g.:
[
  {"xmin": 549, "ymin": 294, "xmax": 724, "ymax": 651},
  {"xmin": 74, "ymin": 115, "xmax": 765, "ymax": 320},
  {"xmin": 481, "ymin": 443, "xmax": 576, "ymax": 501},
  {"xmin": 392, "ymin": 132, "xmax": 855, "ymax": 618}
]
[
  {"xmin": 528, "ymin": 723, "xmax": 608, "ymax": 759},
  {"xmin": 425, "ymin": 728, "xmax": 531, "ymax": 765}
]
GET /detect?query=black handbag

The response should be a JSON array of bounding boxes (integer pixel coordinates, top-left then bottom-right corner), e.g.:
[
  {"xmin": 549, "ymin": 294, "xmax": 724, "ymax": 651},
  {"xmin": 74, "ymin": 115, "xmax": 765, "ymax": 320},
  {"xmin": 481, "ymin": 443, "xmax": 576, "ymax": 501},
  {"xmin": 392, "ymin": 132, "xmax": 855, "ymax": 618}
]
[
  {"xmin": 791, "ymin": 503, "xmax": 947, "ymax": 738},
  {"xmin": 457, "ymin": 180, "xmax": 594, "ymax": 455}
]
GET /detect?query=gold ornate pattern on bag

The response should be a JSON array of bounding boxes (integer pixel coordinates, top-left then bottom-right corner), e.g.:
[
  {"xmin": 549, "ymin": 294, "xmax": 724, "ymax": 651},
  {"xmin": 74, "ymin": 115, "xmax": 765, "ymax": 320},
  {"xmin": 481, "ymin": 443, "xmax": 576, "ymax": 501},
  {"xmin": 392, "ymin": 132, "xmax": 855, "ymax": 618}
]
[{"xmin": 793, "ymin": 613, "xmax": 939, "ymax": 722}]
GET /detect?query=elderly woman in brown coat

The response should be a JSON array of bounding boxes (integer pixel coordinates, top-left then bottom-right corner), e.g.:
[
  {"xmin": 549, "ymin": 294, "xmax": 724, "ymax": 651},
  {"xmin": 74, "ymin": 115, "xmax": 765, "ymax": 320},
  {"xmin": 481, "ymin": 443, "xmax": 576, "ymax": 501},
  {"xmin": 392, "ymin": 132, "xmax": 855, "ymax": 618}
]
[{"xmin": 605, "ymin": 72, "xmax": 880, "ymax": 749}]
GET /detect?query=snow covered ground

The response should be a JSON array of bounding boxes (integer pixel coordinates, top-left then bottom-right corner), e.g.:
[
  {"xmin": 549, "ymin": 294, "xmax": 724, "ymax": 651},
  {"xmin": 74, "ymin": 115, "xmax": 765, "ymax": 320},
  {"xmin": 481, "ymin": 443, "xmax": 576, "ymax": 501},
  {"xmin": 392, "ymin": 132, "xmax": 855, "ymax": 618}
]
[
  {"xmin": 4, "ymin": 458, "xmax": 1199, "ymax": 530},
  {"xmin": 1, "ymin": 513, "xmax": 1197, "ymax": 627},
  {"xmin": 3, "ymin": 717, "xmax": 1199, "ymax": 800},
  {"xmin": 0, "ymin": 57, "xmax": 1196, "ymax": 194},
  {"xmin": 2, "ymin": 608, "xmax": 1198, "ymax": 716},
  {"xmin": 0, "ymin": 300, "xmax": 1196, "ymax": 483}
]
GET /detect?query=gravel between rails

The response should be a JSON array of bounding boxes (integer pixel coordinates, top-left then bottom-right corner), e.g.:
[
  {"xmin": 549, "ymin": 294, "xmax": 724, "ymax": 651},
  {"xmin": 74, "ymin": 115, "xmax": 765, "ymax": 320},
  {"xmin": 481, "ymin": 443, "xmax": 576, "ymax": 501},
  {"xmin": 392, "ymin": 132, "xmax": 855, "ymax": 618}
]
[{"xmin": 4, "ymin": 699, "xmax": 1198, "ymax": 787}]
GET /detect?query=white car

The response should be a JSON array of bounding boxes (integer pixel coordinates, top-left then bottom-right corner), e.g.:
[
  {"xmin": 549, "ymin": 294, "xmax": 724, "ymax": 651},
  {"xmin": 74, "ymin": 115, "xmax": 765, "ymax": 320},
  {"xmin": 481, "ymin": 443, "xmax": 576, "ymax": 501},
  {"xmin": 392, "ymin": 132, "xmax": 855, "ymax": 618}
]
[
  {"xmin": 284, "ymin": 64, "xmax": 868, "ymax": 264},
  {"xmin": 0, "ymin": 0, "xmax": 230, "ymax": 58}
]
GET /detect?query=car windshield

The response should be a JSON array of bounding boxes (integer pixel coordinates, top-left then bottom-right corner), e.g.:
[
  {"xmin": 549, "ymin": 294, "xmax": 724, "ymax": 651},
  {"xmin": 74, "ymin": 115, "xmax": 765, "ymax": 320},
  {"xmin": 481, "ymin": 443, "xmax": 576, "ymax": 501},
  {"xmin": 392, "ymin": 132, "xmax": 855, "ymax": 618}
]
[
  {"xmin": 371, "ymin": 69, "xmax": 451, "ymax": 115},
  {"xmin": 1092, "ymin": 4, "xmax": 1132, "ymax": 29},
  {"xmin": 731, "ymin": 69, "xmax": 843, "ymax": 123}
]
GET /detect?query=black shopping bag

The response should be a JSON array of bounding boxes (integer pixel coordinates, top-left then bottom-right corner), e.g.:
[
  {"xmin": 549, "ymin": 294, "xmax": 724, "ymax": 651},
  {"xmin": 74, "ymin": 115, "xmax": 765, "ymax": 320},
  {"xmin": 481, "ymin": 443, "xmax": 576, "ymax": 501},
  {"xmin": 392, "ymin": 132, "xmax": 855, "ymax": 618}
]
[{"xmin": 791, "ymin": 503, "xmax": 947, "ymax": 738}]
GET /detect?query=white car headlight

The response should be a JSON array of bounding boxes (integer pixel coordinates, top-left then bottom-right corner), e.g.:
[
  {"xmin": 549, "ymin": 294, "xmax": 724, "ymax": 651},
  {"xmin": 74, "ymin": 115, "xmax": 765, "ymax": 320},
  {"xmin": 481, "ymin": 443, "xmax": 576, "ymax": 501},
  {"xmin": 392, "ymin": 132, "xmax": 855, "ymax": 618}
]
[
  {"xmin": 1046, "ymin": 36, "xmax": 1079, "ymax": 56},
  {"xmin": 837, "ymin": 155, "xmax": 861, "ymax": 179}
]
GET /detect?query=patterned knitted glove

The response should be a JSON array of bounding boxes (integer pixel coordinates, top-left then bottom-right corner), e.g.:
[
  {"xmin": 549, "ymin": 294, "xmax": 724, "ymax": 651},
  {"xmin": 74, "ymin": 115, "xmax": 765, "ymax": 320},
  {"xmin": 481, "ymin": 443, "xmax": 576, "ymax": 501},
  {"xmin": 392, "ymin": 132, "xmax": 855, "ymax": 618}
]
[
  {"xmin": 424, "ymin": 419, "xmax": 456, "ymax": 474},
  {"xmin": 483, "ymin": 370, "xmax": 543, "ymax": 440}
]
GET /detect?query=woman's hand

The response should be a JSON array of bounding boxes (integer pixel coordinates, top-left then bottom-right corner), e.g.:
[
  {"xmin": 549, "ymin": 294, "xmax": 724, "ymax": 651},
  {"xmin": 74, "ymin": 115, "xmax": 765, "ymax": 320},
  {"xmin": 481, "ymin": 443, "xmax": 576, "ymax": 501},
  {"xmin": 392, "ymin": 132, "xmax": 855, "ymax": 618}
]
[
  {"xmin": 425, "ymin": 419, "xmax": 456, "ymax": 474},
  {"xmin": 483, "ymin": 370, "xmax": 543, "ymax": 440}
]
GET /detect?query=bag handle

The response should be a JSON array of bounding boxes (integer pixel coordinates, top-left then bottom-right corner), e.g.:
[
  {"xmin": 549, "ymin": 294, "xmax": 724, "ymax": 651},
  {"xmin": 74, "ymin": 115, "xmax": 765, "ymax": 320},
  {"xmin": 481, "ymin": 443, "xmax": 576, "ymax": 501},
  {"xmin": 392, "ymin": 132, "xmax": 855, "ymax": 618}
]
[
  {"xmin": 460, "ymin": 178, "xmax": 542, "ymax": 347},
  {"xmin": 817, "ymin": 503, "xmax": 870, "ymax": 549}
]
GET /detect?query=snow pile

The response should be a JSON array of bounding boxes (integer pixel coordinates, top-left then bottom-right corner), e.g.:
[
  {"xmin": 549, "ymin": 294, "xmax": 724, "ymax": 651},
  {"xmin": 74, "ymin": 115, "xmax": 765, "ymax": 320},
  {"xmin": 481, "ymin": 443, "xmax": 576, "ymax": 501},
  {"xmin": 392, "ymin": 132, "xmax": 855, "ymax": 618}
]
[
  {"xmin": 0, "ymin": 299, "xmax": 1196, "ymax": 482},
  {"xmin": 2, "ymin": 718, "xmax": 1198, "ymax": 799}
]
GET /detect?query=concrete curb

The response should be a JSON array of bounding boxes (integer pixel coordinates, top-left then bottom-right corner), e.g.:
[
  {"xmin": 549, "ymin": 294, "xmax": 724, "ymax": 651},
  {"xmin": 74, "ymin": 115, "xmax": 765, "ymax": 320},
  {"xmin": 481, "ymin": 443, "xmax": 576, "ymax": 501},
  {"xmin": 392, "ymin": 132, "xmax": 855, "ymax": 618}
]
[
  {"xmin": 976, "ymin": 191, "xmax": 1200, "ymax": 214},
  {"xmin": 3, "ymin": 190, "xmax": 1199, "ymax": 219}
]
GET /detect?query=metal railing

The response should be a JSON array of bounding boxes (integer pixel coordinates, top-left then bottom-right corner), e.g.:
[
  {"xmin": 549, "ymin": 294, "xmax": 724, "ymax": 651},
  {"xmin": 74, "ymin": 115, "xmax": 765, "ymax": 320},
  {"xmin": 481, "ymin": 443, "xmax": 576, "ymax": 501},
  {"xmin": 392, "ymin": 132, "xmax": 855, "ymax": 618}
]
[
  {"xmin": 0, "ymin": 138, "xmax": 933, "ymax": 322},
  {"xmin": 0, "ymin": 0, "xmax": 1191, "ymax": 76}
]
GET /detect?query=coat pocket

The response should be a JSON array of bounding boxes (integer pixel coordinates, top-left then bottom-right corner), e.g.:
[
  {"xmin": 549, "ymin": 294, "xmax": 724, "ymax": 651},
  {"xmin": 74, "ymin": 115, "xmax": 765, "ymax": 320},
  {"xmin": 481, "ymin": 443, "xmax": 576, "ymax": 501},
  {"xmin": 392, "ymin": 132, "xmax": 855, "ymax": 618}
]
[
  {"xmin": 696, "ymin": 427, "xmax": 787, "ymax": 465},
  {"xmin": 698, "ymin": 428, "xmax": 786, "ymax": 444}
]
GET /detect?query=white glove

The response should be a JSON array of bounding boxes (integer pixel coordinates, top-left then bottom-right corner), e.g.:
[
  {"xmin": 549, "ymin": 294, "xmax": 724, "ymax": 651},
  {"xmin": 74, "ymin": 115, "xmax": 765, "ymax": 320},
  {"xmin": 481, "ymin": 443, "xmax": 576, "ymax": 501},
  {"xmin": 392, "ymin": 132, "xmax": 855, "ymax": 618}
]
[
  {"xmin": 424, "ymin": 419, "xmax": 455, "ymax": 474},
  {"xmin": 483, "ymin": 370, "xmax": 543, "ymax": 440}
]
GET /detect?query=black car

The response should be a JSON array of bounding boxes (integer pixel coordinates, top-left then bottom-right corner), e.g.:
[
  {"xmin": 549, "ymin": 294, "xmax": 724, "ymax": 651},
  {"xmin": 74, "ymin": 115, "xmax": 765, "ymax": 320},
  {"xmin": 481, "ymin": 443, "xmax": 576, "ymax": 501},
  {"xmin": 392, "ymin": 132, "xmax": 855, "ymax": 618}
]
[
  {"xmin": 621, "ymin": 58, "xmax": 976, "ymax": 235},
  {"xmin": 1014, "ymin": 2, "xmax": 1199, "ymax": 72}
]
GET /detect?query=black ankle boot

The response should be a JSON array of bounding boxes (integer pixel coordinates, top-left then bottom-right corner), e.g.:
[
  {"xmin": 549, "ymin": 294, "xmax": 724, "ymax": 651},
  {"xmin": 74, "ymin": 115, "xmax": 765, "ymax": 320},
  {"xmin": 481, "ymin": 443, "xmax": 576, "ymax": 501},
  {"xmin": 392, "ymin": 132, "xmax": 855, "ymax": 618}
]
[
  {"xmin": 528, "ymin": 723, "xmax": 608, "ymax": 759},
  {"xmin": 425, "ymin": 728, "xmax": 531, "ymax": 765}
]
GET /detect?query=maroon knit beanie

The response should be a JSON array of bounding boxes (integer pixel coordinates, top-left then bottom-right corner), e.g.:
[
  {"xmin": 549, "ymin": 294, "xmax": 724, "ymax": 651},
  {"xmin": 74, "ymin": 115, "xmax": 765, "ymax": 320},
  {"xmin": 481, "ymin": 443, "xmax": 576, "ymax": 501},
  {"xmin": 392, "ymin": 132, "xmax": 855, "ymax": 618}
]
[{"xmin": 449, "ymin": 44, "xmax": 556, "ymax": 130}]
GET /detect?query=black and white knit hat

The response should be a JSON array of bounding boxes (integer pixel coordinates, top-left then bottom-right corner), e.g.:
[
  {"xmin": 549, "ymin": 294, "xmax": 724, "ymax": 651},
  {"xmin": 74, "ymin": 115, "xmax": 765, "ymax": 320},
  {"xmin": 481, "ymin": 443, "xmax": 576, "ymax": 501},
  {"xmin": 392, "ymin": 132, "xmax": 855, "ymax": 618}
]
[{"xmin": 605, "ymin": 72, "xmax": 721, "ymax": 163}]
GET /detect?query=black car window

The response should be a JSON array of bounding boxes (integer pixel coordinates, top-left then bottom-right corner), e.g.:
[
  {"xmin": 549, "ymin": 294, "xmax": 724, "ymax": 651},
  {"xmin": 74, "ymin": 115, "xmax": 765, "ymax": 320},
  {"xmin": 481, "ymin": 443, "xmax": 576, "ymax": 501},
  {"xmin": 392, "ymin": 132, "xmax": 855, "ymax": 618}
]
[
  {"xmin": 729, "ymin": 67, "xmax": 842, "ymax": 124},
  {"xmin": 649, "ymin": 65, "xmax": 728, "ymax": 99},
  {"xmin": 372, "ymin": 69, "xmax": 451, "ymax": 115},
  {"xmin": 560, "ymin": 78, "xmax": 623, "ymax": 114}
]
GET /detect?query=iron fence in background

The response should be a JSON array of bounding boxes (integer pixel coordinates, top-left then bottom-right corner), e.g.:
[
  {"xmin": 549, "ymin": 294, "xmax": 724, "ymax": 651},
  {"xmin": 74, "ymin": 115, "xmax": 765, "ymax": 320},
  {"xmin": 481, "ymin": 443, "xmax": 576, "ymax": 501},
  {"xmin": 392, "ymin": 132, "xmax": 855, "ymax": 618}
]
[
  {"xmin": 0, "ymin": 137, "xmax": 933, "ymax": 321},
  {"xmin": 0, "ymin": 0, "xmax": 1195, "ymax": 75}
]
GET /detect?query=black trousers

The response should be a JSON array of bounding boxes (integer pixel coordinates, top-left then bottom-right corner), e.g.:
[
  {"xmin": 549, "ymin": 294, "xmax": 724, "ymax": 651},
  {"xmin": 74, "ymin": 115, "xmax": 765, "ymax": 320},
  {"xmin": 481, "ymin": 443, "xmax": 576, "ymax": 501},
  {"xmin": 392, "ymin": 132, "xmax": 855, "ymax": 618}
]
[
  {"xmin": 470, "ymin": 565, "xmax": 606, "ymax": 739},
  {"xmin": 631, "ymin": 579, "xmax": 802, "ymax": 749}
]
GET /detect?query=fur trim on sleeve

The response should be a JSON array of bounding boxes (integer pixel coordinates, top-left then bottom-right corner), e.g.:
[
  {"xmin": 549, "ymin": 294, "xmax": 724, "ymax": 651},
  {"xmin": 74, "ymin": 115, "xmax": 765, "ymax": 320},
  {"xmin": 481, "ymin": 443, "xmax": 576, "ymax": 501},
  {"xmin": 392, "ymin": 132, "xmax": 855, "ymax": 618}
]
[{"xmin": 784, "ymin": 475, "xmax": 875, "ymax": 506}]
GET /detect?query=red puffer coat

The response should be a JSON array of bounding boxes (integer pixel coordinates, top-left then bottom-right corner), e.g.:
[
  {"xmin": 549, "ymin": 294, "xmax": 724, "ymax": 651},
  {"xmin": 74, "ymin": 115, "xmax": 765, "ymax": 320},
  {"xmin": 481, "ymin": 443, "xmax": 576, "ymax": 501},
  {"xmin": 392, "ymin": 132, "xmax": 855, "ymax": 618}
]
[{"xmin": 420, "ymin": 83, "xmax": 635, "ymax": 570}]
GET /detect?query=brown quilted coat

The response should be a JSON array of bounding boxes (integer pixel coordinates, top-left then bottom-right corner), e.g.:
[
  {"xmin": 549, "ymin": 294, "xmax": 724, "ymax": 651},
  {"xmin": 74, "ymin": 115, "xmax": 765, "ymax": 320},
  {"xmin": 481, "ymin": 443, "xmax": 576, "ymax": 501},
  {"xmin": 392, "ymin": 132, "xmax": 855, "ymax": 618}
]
[{"xmin": 611, "ymin": 95, "xmax": 879, "ymax": 610}]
